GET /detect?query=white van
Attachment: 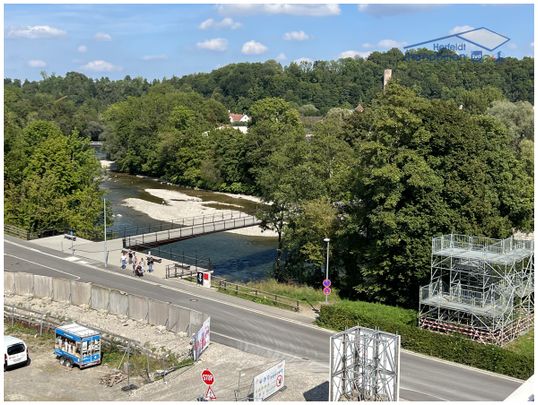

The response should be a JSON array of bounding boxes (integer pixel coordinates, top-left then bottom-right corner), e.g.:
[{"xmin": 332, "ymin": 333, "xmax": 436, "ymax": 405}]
[{"xmin": 4, "ymin": 336, "xmax": 30, "ymax": 371}]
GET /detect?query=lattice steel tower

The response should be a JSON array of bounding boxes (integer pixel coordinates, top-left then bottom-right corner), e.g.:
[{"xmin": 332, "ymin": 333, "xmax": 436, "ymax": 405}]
[{"xmin": 419, "ymin": 234, "xmax": 534, "ymax": 345}]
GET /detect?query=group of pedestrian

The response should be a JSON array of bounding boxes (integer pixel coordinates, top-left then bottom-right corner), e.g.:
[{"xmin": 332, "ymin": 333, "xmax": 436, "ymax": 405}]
[{"xmin": 120, "ymin": 250, "xmax": 155, "ymax": 277}]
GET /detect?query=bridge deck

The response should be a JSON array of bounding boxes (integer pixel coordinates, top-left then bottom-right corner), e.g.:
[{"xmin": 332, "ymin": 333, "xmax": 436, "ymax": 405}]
[{"xmin": 120, "ymin": 215, "xmax": 261, "ymax": 249}]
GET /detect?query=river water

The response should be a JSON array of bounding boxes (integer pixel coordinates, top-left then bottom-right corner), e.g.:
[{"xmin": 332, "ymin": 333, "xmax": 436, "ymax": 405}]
[{"xmin": 100, "ymin": 170, "xmax": 277, "ymax": 282}]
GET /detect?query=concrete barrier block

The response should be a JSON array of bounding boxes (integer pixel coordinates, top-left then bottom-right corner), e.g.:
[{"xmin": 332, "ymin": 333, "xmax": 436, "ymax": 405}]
[
  {"xmin": 4, "ymin": 272, "xmax": 15, "ymax": 294},
  {"xmin": 148, "ymin": 299, "xmax": 169, "ymax": 327},
  {"xmin": 128, "ymin": 295, "xmax": 148, "ymax": 323},
  {"xmin": 189, "ymin": 310, "xmax": 205, "ymax": 334},
  {"xmin": 53, "ymin": 278, "xmax": 71, "ymax": 302},
  {"xmin": 109, "ymin": 290, "xmax": 129, "ymax": 317},
  {"xmin": 14, "ymin": 272, "xmax": 34, "ymax": 295},
  {"xmin": 70, "ymin": 281, "xmax": 92, "ymax": 306},
  {"xmin": 33, "ymin": 275, "xmax": 53, "ymax": 299},
  {"xmin": 91, "ymin": 285, "xmax": 110, "ymax": 311}
]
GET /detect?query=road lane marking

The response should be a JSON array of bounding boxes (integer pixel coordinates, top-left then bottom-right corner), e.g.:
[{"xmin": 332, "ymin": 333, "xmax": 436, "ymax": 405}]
[
  {"xmin": 65, "ymin": 256, "xmax": 80, "ymax": 262},
  {"xmin": 3, "ymin": 238, "xmax": 527, "ymax": 385},
  {"xmin": 211, "ymin": 331, "xmax": 307, "ymax": 361},
  {"xmin": 400, "ymin": 349, "xmax": 524, "ymax": 383},
  {"xmin": 4, "ymin": 253, "xmax": 81, "ymax": 280}
]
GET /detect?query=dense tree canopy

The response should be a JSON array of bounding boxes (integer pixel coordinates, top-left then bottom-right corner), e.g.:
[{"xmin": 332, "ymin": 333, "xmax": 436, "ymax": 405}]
[{"xmin": 4, "ymin": 50, "xmax": 534, "ymax": 308}]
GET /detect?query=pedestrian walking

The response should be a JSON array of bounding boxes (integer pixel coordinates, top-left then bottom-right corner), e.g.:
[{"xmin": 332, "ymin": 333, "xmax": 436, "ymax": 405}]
[
  {"xmin": 147, "ymin": 256, "xmax": 154, "ymax": 273},
  {"xmin": 128, "ymin": 250, "xmax": 133, "ymax": 265},
  {"xmin": 140, "ymin": 258, "xmax": 145, "ymax": 274},
  {"xmin": 120, "ymin": 251, "xmax": 127, "ymax": 270}
]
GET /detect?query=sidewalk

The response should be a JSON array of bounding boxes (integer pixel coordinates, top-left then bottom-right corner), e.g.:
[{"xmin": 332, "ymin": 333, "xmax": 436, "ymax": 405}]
[{"xmin": 28, "ymin": 235, "xmax": 320, "ymax": 324}]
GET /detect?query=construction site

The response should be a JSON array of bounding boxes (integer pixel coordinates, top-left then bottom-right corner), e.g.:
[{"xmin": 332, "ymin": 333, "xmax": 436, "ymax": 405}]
[{"xmin": 419, "ymin": 234, "xmax": 534, "ymax": 345}]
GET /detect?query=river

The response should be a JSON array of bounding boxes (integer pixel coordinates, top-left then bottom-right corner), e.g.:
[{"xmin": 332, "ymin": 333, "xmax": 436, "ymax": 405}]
[{"xmin": 99, "ymin": 170, "xmax": 278, "ymax": 282}]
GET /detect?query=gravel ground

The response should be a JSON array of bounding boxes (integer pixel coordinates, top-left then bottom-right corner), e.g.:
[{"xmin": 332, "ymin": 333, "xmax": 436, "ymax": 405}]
[
  {"xmin": 4, "ymin": 294, "xmax": 329, "ymax": 401},
  {"xmin": 4, "ymin": 294, "xmax": 191, "ymax": 358}
]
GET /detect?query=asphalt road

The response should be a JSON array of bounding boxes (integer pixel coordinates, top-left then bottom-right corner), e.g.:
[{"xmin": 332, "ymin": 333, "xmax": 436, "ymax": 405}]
[{"xmin": 4, "ymin": 236, "xmax": 522, "ymax": 401}]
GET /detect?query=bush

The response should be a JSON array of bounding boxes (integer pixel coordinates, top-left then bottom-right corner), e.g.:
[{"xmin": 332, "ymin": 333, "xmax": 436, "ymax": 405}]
[{"xmin": 317, "ymin": 301, "xmax": 533, "ymax": 380}]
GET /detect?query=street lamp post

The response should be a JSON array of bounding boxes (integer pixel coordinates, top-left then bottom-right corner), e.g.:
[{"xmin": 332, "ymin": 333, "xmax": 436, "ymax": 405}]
[
  {"xmin": 324, "ymin": 237, "xmax": 330, "ymax": 304},
  {"xmin": 104, "ymin": 198, "xmax": 107, "ymax": 268}
]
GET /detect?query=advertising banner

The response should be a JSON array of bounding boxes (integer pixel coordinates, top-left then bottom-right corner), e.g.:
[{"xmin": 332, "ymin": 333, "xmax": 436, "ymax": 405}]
[
  {"xmin": 192, "ymin": 317, "xmax": 210, "ymax": 361},
  {"xmin": 253, "ymin": 360, "xmax": 285, "ymax": 401}
]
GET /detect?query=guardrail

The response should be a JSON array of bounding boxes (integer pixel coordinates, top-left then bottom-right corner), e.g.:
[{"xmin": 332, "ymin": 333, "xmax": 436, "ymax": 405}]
[
  {"xmin": 133, "ymin": 243, "xmax": 212, "ymax": 272},
  {"xmin": 165, "ymin": 263, "xmax": 198, "ymax": 279},
  {"xmin": 213, "ymin": 277, "xmax": 300, "ymax": 312}
]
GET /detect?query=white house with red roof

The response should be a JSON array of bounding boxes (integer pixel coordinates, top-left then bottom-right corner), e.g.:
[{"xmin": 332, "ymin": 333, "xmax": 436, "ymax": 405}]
[{"xmin": 228, "ymin": 112, "xmax": 250, "ymax": 124}]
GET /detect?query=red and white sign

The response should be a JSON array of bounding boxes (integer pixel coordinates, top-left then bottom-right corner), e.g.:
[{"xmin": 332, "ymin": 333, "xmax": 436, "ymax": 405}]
[
  {"xmin": 205, "ymin": 386, "xmax": 217, "ymax": 401},
  {"xmin": 201, "ymin": 369, "xmax": 214, "ymax": 386}
]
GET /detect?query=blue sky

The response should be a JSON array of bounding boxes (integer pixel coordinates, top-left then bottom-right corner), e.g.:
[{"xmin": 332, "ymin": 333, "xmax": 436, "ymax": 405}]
[{"xmin": 4, "ymin": 3, "xmax": 534, "ymax": 81}]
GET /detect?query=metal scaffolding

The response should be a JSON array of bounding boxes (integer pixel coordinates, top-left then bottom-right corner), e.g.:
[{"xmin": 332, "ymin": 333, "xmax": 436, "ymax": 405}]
[
  {"xmin": 419, "ymin": 234, "xmax": 534, "ymax": 345},
  {"xmin": 330, "ymin": 326, "xmax": 400, "ymax": 401}
]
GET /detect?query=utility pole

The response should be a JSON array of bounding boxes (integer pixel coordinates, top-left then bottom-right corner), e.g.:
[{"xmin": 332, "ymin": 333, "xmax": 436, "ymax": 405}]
[
  {"xmin": 104, "ymin": 198, "xmax": 107, "ymax": 268},
  {"xmin": 324, "ymin": 238, "xmax": 330, "ymax": 304}
]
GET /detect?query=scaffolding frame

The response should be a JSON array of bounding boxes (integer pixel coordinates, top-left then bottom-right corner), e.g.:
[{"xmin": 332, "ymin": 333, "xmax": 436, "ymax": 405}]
[
  {"xmin": 419, "ymin": 234, "xmax": 534, "ymax": 345},
  {"xmin": 330, "ymin": 326, "xmax": 400, "ymax": 401}
]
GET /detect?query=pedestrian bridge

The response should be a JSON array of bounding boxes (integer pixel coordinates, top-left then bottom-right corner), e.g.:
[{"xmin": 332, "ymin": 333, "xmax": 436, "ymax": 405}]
[{"xmin": 114, "ymin": 211, "xmax": 261, "ymax": 250}]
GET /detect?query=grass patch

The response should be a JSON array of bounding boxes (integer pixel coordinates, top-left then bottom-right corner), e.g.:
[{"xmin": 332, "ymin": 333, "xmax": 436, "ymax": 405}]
[
  {"xmin": 216, "ymin": 286, "xmax": 298, "ymax": 311},
  {"xmin": 245, "ymin": 279, "xmax": 341, "ymax": 306},
  {"xmin": 505, "ymin": 329, "xmax": 534, "ymax": 358}
]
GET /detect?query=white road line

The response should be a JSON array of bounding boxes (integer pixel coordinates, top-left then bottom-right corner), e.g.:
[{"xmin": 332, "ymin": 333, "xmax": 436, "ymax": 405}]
[
  {"xmin": 65, "ymin": 256, "xmax": 80, "ymax": 262},
  {"xmin": 4, "ymin": 253, "xmax": 81, "ymax": 281},
  {"xmin": 3, "ymin": 239, "xmax": 527, "ymax": 384},
  {"xmin": 400, "ymin": 349, "xmax": 524, "ymax": 383},
  {"xmin": 211, "ymin": 331, "xmax": 306, "ymax": 361}
]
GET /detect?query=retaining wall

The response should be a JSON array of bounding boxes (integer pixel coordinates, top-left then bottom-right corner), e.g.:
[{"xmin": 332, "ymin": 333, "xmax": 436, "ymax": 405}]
[{"xmin": 5, "ymin": 272, "xmax": 206, "ymax": 337}]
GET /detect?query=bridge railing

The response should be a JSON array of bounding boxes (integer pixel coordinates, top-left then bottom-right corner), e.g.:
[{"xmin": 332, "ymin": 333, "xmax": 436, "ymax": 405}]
[
  {"xmin": 123, "ymin": 214, "xmax": 260, "ymax": 248},
  {"xmin": 109, "ymin": 210, "xmax": 251, "ymax": 239},
  {"xmin": 132, "ymin": 243, "xmax": 213, "ymax": 271}
]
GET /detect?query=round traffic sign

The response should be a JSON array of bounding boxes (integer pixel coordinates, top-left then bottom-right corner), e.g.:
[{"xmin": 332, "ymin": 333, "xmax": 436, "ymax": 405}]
[
  {"xmin": 323, "ymin": 287, "xmax": 331, "ymax": 296},
  {"xmin": 322, "ymin": 279, "xmax": 331, "ymax": 288},
  {"xmin": 201, "ymin": 369, "xmax": 215, "ymax": 386}
]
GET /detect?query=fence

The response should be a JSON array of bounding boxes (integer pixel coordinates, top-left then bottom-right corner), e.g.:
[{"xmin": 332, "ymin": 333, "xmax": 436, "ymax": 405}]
[
  {"xmin": 134, "ymin": 244, "xmax": 213, "ymax": 272},
  {"xmin": 109, "ymin": 210, "xmax": 251, "ymax": 239},
  {"xmin": 165, "ymin": 263, "xmax": 198, "ymax": 279},
  {"xmin": 4, "ymin": 272, "xmax": 207, "ymax": 336},
  {"xmin": 4, "ymin": 304, "xmax": 194, "ymax": 384},
  {"xmin": 4, "ymin": 224, "xmax": 39, "ymax": 240},
  {"xmin": 214, "ymin": 277, "xmax": 300, "ymax": 312},
  {"xmin": 123, "ymin": 213, "xmax": 260, "ymax": 249}
]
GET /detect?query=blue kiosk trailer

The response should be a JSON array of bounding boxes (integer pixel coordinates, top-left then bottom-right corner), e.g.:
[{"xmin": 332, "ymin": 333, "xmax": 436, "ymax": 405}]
[{"xmin": 54, "ymin": 323, "xmax": 101, "ymax": 369}]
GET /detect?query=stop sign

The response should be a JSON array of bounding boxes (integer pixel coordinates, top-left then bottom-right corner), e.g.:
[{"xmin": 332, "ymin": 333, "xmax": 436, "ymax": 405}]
[{"xmin": 201, "ymin": 369, "xmax": 214, "ymax": 386}]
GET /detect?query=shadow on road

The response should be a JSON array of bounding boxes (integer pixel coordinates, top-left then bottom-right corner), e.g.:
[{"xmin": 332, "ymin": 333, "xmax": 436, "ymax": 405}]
[{"xmin": 303, "ymin": 380, "xmax": 329, "ymax": 401}]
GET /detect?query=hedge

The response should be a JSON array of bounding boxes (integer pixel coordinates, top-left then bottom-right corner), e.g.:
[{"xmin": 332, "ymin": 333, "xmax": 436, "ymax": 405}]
[{"xmin": 317, "ymin": 301, "xmax": 533, "ymax": 380}]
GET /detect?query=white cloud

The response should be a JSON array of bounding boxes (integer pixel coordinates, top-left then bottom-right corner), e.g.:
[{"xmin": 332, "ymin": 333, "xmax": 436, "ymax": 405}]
[
  {"xmin": 28, "ymin": 59, "xmax": 46, "ymax": 68},
  {"xmin": 81, "ymin": 60, "xmax": 122, "ymax": 72},
  {"xmin": 283, "ymin": 31, "xmax": 309, "ymax": 41},
  {"xmin": 94, "ymin": 32, "xmax": 112, "ymax": 41},
  {"xmin": 449, "ymin": 25, "xmax": 474, "ymax": 35},
  {"xmin": 217, "ymin": 4, "xmax": 340, "ymax": 17},
  {"xmin": 197, "ymin": 38, "xmax": 228, "ymax": 51},
  {"xmin": 241, "ymin": 40, "xmax": 268, "ymax": 55},
  {"xmin": 362, "ymin": 42, "xmax": 373, "ymax": 49},
  {"xmin": 378, "ymin": 39, "xmax": 405, "ymax": 48},
  {"xmin": 199, "ymin": 17, "xmax": 241, "ymax": 30},
  {"xmin": 276, "ymin": 53, "xmax": 287, "ymax": 61},
  {"xmin": 339, "ymin": 50, "xmax": 371, "ymax": 59},
  {"xmin": 358, "ymin": 4, "xmax": 437, "ymax": 16},
  {"xmin": 7, "ymin": 25, "xmax": 66, "ymax": 39},
  {"xmin": 142, "ymin": 54, "xmax": 168, "ymax": 61},
  {"xmin": 507, "ymin": 42, "xmax": 518, "ymax": 50},
  {"xmin": 77, "ymin": 45, "xmax": 87, "ymax": 53}
]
